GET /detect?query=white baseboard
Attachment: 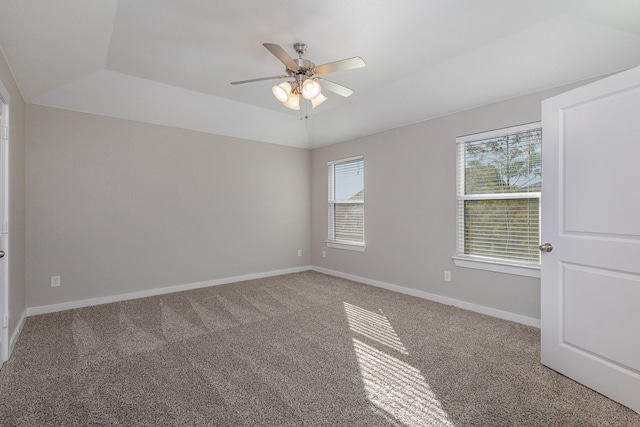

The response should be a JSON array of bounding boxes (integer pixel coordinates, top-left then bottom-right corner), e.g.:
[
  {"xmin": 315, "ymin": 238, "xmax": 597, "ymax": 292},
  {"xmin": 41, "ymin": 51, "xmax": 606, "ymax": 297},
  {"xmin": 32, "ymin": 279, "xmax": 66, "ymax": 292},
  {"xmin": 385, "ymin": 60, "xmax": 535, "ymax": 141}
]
[
  {"xmin": 311, "ymin": 266, "xmax": 541, "ymax": 328},
  {"xmin": 9, "ymin": 309, "xmax": 26, "ymax": 356},
  {"xmin": 24, "ymin": 264, "xmax": 540, "ymax": 328},
  {"xmin": 26, "ymin": 266, "xmax": 312, "ymax": 317}
]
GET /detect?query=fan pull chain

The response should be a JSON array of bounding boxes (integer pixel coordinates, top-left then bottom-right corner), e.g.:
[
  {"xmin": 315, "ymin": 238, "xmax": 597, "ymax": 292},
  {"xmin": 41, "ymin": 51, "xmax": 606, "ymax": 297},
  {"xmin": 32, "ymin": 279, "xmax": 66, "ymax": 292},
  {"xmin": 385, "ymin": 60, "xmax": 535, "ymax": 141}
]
[{"xmin": 302, "ymin": 97, "xmax": 309, "ymax": 120}]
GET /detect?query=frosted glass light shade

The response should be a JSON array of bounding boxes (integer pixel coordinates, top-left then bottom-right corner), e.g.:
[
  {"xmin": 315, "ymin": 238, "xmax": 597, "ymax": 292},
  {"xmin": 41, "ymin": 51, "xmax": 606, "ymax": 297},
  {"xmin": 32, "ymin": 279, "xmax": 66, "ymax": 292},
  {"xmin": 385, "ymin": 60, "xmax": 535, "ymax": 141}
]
[
  {"xmin": 283, "ymin": 93, "xmax": 300, "ymax": 110},
  {"xmin": 311, "ymin": 92, "xmax": 327, "ymax": 109},
  {"xmin": 302, "ymin": 79, "xmax": 321, "ymax": 100},
  {"xmin": 272, "ymin": 82, "xmax": 292, "ymax": 103}
]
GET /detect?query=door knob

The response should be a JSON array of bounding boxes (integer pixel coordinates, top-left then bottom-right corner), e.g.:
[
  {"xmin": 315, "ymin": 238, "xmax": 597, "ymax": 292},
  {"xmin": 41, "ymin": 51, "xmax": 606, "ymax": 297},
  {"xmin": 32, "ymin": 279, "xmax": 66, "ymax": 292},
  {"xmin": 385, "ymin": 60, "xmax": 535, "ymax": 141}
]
[
  {"xmin": 539, "ymin": 243, "xmax": 553, "ymax": 253},
  {"xmin": 0, "ymin": 250, "xmax": 5, "ymax": 258}
]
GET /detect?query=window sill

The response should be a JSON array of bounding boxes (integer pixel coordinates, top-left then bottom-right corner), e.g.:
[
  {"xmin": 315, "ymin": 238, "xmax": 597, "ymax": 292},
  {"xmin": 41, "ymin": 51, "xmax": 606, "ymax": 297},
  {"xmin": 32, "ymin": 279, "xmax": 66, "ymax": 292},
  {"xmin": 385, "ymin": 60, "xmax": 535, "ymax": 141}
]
[
  {"xmin": 452, "ymin": 256, "xmax": 540, "ymax": 278},
  {"xmin": 326, "ymin": 241, "xmax": 366, "ymax": 252}
]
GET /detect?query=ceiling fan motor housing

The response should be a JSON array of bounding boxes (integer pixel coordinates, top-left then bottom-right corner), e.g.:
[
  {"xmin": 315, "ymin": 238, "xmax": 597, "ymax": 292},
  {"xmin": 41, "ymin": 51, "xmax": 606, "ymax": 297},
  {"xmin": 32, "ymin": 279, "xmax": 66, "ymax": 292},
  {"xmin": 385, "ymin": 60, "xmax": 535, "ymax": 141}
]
[
  {"xmin": 293, "ymin": 58, "xmax": 315, "ymax": 73},
  {"xmin": 290, "ymin": 56, "xmax": 316, "ymax": 92}
]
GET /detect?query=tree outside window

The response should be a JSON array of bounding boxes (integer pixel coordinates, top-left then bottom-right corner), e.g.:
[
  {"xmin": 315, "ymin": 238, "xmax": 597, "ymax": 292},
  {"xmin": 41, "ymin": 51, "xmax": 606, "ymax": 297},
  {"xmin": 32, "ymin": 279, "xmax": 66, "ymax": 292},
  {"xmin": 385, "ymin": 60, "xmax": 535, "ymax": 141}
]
[{"xmin": 457, "ymin": 125, "xmax": 542, "ymax": 264}]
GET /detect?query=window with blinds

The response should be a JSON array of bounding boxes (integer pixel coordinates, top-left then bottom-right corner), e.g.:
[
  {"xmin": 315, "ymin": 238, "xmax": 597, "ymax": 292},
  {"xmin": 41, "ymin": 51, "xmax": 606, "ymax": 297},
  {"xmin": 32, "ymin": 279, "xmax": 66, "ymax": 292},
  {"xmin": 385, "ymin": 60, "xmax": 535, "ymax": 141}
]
[
  {"xmin": 328, "ymin": 156, "xmax": 364, "ymax": 248},
  {"xmin": 456, "ymin": 123, "xmax": 541, "ymax": 265}
]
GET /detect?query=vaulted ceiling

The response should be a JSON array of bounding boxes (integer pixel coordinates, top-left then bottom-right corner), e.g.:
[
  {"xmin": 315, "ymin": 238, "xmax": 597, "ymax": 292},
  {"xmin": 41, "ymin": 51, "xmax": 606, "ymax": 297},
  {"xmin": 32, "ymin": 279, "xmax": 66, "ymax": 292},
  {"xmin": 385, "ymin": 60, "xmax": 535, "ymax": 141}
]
[{"xmin": 1, "ymin": 1, "xmax": 640, "ymax": 148}]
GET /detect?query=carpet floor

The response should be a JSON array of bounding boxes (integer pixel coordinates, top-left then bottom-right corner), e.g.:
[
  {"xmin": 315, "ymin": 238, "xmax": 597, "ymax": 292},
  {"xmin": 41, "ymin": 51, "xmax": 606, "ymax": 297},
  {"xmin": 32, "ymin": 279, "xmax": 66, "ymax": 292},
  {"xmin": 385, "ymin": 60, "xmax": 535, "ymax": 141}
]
[{"xmin": 0, "ymin": 271, "xmax": 638, "ymax": 426}]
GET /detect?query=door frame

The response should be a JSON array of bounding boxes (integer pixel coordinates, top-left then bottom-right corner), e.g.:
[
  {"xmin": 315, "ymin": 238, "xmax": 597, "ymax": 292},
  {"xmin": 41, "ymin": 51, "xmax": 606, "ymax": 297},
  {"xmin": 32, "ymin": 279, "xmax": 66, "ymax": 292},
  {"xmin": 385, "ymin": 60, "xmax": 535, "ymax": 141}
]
[{"xmin": 0, "ymin": 79, "xmax": 10, "ymax": 364}]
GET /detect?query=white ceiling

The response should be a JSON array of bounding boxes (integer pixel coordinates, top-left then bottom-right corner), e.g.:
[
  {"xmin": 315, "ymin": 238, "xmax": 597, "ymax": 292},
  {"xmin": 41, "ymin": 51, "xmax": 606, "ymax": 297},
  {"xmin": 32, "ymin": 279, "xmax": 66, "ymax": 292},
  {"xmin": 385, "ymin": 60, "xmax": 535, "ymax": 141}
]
[{"xmin": 1, "ymin": 0, "xmax": 639, "ymax": 149}]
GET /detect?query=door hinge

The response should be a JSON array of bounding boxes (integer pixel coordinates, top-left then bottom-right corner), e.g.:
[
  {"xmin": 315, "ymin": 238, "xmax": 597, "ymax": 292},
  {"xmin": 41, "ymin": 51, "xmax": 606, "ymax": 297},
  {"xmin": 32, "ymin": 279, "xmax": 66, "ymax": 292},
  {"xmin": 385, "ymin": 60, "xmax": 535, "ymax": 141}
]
[
  {"xmin": 1, "ymin": 126, "xmax": 7, "ymax": 140},
  {"xmin": 2, "ymin": 314, "xmax": 7, "ymax": 328},
  {"xmin": 2, "ymin": 221, "xmax": 7, "ymax": 234}
]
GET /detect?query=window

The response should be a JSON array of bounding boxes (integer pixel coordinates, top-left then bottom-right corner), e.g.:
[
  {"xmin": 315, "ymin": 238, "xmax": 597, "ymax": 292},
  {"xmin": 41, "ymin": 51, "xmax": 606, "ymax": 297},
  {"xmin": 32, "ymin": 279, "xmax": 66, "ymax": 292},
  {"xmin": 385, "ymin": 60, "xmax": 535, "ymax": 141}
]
[
  {"xmin": 455, "ymin": 123, "xmax": 541, "ymax": 275},
  {"xmin": 327, "ymin": 156, "xmax": 364, "ymax": 251}
]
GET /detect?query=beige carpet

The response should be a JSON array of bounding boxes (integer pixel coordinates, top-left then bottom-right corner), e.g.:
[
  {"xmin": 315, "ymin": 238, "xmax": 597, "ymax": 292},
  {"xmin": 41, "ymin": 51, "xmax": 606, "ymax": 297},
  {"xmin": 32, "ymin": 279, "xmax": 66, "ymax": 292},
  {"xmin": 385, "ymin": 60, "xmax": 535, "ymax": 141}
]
[{"xmin": 0, "ymin": 271, "xmax": 638, "ymax": 426}]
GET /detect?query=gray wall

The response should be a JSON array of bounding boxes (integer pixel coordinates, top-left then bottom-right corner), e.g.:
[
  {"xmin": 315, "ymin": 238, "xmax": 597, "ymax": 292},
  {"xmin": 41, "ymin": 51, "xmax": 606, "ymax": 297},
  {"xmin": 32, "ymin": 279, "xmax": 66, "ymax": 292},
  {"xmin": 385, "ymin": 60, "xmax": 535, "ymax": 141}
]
[
  {"xmin": 26, "ymin": 105, "xmax": 310, "ymax": 308},
  {"xmin": 0, "ymin": 47, "xmax": 26, "ymax": 337},
  {"xmin": 310, "ymin": 82, "xmax": 593, "ymax": 321},
  {"xmin": 25, "ymin": 77, "xmax": 601, "ymax": 319}
]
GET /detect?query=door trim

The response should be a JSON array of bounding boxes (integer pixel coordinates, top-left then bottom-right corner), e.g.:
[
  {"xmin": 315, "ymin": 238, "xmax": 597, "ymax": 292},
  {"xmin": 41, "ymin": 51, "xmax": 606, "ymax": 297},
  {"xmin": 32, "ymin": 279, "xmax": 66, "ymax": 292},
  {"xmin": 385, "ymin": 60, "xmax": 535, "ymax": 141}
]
[{"xmin": 0, "ymin": 79, "xmax": 10, "ymax": 365}]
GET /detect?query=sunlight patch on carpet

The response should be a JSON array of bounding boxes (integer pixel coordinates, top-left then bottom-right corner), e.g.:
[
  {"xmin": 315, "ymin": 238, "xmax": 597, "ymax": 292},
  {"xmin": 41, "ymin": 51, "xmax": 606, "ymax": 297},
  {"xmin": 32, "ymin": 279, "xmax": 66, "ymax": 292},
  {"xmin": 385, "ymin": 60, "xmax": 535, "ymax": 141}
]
[
  {"xmin": 345, "ymin": 302, "xmax": 453, "ymax": 426},
  {"xmin": 352, "ymin": 338, "xmax": 454, "ymax": 426},
  {"xmin": 344, "ymin": 302, "xmax": 408, "ymax": 354}
]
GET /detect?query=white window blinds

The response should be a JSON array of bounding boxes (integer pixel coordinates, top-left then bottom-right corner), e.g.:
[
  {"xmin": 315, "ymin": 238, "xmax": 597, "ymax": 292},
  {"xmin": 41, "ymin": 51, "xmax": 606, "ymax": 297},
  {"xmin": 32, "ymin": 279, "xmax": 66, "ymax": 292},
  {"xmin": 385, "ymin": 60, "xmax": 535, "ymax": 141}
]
[
  {"xmin": 328, "ymin": 156, "xmax": 364, "ymax": 246},
  {"xmin": 456, "ymin": 124, "xmax": 541, "ymax": 264}
]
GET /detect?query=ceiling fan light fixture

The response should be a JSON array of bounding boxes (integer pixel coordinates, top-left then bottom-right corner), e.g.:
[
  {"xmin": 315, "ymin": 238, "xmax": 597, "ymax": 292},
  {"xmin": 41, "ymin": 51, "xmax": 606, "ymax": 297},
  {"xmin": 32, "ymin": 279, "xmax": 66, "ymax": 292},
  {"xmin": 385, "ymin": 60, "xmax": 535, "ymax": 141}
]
[
  {"xmin": 302, "ymin": 79, "xmax": 321, "ymax": 100},
  {"xmin": 232, "ymin": 42, "xmax": 364, "ymax": 115},
  {"xmin": 283, "ymin": 92, "xmax": 300, "ymax": 110},
  {"xmin": 311, "ymin": 92, "xmax": 327, "ymax": 109},
  {"xmin": 272, "ymin": 82, "xmax": 292, "ymax": 103}
]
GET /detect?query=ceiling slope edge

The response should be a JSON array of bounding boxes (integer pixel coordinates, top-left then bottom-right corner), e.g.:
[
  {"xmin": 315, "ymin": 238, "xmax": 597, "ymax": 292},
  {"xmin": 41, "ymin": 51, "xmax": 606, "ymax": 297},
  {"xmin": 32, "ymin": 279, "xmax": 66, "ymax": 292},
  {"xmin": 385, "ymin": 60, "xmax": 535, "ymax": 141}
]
[
  {"xmin": 305, "ymin": 15, "xmax": 640, "ymax": 148},
  {"xmin": 29, "ymin": 69, "xmax": 311, "ymax": 149},
  {"xmin": 0, "ymin": 0, "xmax": 118, "ymax": 100}
]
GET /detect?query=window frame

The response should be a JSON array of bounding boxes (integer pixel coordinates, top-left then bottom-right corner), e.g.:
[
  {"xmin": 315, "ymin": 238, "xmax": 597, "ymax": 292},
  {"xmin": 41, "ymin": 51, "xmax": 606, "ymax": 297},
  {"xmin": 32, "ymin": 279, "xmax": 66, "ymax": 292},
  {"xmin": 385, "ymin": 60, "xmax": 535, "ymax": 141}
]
[
  {"xmin": 453, "ymin": 122, "xmax": 541, "ymax": 278},
  {"xmin": 326, "ymin": 155, "xmax": 365, "ymax": 252}
]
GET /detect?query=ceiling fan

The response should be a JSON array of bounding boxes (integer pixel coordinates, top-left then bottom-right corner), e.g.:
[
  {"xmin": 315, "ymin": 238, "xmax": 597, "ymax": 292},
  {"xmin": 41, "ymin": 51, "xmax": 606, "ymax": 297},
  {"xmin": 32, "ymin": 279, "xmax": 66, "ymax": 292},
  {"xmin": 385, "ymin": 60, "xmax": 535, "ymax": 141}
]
[{"xmin": 231, "ymin": 42, "xmax": 365, "ymax": 111}]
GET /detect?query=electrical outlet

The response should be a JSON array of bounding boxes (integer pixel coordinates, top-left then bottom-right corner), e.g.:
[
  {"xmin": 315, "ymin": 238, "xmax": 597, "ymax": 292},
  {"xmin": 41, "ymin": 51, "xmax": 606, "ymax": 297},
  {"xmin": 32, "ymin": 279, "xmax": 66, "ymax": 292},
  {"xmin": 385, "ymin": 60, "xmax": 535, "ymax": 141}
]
[
  {"xmin": 298, "ymin": 249, "xmax": 303, "ymax": 257},
  {"xmin": 322, "ymin": 251, "xmax": 326, "ymax": 258},
  {"xmin": 51, "ymin": 275, "xmax": 61, "ymax": 287},
  {"xmin": 444, "ymin": 271, "xmax": 451, "ymax": 282}
]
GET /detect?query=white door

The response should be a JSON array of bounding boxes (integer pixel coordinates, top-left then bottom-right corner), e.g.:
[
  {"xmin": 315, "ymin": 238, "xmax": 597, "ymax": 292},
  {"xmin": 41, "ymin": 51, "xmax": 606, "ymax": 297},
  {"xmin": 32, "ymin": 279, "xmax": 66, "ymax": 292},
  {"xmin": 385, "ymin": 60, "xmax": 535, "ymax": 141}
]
[{"xmin": 541, "ymin": 66, "xmax": 640, "ymax": 413}]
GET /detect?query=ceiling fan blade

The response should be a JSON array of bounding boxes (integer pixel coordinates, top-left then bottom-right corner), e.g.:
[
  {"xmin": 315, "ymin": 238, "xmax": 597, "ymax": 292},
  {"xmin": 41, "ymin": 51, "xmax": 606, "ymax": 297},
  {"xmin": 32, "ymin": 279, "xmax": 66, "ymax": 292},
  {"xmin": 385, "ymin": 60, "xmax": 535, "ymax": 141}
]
[
  {"xmin": 318, "ymin": 78, "xmax": 354, "ymax": 97},
  {"xmin": 314, "ymin": 57, "xmax": 366, "ymax": 75},
  {"xmin": 263, "ymin": 43, "xmax": 299, "ymax": 71},
  {"xmin": 230, "ymin": 75, "xmax": 288, "ymax": 85}
]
